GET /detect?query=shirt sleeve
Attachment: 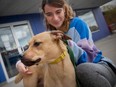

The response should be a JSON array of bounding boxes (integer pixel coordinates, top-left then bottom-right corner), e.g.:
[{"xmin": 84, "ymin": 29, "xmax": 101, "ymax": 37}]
[{"xmin": 67, "ymin": 40, "xmax": 88, "ymax": 65}]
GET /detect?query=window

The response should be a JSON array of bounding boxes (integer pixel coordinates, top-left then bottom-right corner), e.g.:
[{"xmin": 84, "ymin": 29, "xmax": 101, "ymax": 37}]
[{"xmin": 76, "ymin": 10, "xmax": 99, "ymax": 32}]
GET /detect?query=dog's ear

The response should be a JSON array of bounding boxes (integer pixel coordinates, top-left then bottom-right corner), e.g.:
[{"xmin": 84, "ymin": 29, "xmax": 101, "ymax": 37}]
[
  {"xmin": 62, "ymin": 34, "xmax": 72, "ymax": 40},
  {"xmin": 50, "ymin": 30, "xmax": 72, "ymax": 40}
]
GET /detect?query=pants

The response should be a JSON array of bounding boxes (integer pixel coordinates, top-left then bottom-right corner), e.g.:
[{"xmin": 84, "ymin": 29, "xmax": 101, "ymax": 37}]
[{"xmin": 76, "ymin": 63, "xmax": 116, "ymax": 87}]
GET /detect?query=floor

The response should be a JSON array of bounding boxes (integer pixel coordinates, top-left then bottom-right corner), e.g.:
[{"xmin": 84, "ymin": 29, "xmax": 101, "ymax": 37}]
[
  {"xmin": 0, "ymin": 33, "xmax": 116, "ymax": 87},
  {"xmin": 95, "ymin": 33, "xmax": 116, "ymax": 65}
]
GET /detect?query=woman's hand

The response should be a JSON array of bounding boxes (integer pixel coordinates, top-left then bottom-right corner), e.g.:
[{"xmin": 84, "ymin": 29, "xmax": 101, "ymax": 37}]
[{"xmin": 16, "ymin": 60, "xmax": 32, "ymax": 74}]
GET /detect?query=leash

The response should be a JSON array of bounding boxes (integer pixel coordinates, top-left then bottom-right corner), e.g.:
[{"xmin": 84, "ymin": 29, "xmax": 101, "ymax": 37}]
[{"xmin": 63, "ymin": 40, "xmax": 80, "ymax": 87}]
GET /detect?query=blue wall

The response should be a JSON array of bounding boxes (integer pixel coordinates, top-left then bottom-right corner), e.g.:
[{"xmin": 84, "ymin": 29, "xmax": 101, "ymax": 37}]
[
  {"xmin": 0, "ymin": 10, "xmax": 110, "ymax": 41},
  {"xmin": 0, "ymin": 63, "xmax": 6, "ymax": 83},
  {"xmin": 92, "ymin": 8, "xmax": 110, "ymax": 41},
  {"xmin": 0, "ymin": 13, "xmax": 45, "ymax": 35}
]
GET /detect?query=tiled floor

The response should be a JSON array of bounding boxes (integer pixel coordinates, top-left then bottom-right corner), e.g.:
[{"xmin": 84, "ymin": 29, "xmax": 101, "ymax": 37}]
[
  {"xmin": 0, "ymin": 80, "xmax": 23, "ymax": 87},
  {"xmin": 95, "ymin": 33, "xmax": 116, "ymax": 65},
  {"xmin": 0, "ymin": 33, "xmax": 116, "ymax": 87}
]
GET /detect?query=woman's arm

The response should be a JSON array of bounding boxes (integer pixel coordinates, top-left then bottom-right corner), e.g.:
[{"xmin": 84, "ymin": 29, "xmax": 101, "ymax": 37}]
[{"xmin": 16, "ymin": 60, "xmax": 32, "ymax": 74}]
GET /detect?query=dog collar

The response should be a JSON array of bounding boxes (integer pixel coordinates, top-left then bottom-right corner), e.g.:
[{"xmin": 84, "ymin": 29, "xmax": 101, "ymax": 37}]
[{"xmin": 49, "ymin": 51, "xmax": 66, "ymax": 64}]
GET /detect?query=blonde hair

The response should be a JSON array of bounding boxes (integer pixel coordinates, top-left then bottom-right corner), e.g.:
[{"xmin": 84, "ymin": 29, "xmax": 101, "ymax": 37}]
[{"xmin": 42, "ymin": 0, "xmax": 75, "ymax": 32}]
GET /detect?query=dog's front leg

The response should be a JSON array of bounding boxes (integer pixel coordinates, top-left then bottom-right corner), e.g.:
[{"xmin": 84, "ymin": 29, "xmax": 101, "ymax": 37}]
[{"xmin": 23, "ymin": 66, "xmax": 39, "ymax": 87}]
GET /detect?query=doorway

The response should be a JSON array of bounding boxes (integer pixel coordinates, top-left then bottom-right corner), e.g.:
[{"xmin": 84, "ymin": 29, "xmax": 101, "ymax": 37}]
[{"xmin": 0, "ymin": 21, "xmax": 33, "ymax": 82}]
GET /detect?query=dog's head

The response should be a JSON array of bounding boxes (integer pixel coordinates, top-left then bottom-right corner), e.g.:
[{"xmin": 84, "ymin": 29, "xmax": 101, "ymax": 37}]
[{"xmin": 21, "ymin": 30, "xmax": 71, "ymax": 66}]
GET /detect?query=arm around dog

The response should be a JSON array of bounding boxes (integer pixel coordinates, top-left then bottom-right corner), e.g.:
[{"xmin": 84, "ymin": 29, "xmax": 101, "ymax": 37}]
[
  {"xmin": 67, "ymin": 40, "xmax": 87, "ymax": 65},
  {"xmin": 16, "ymin": 60, "xmax": 32, "ymax": 74}
]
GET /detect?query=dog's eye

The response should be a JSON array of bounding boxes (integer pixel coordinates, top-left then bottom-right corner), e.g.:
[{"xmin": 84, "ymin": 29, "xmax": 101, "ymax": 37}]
[{"xmin": 33, "ymin": 42, "xmax": 41, "ymax": 47}]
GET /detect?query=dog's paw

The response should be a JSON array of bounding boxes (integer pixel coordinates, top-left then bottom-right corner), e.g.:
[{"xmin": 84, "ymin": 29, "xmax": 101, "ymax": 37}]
[{"xmin": 14, "ymin": 73, "xmax": 23, "ymax": 84}]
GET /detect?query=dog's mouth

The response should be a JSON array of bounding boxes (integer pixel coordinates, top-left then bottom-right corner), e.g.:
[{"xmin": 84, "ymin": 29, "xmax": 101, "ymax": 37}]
[{"xmin": 21, "ymin": 58, "xmax": 41, "ymax": 66}]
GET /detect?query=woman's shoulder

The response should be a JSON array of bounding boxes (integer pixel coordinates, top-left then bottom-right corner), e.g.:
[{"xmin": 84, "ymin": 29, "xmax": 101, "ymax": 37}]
[
  {"xmin": 70, "ymin": 17, "xmax": 84, "ymax": 23},
  {"xmin": 70, "ymin": 17, "xmax": 86, "ymax": 28}
]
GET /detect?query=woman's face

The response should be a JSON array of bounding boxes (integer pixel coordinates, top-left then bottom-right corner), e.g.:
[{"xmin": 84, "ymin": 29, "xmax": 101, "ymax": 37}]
[{"xmin": 44, "ymin": 4, "xmax": 65, "ymax": 29}]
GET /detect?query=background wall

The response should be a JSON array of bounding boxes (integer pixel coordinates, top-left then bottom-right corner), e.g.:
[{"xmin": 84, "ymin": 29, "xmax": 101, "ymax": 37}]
[{"xmin": 0, "ymin": 13, "xmax": 45, "ymax": 35}]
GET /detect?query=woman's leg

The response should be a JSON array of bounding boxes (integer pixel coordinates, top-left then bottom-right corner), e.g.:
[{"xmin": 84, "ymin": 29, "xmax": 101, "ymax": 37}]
[{"xmin": 76, "ymin": 63, "xmax": 116, "ymax": 87}]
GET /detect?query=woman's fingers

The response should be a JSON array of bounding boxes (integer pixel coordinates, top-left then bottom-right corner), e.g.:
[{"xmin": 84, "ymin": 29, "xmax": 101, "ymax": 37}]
[{"xmin": 16, "ymin": 61, "xmax": 32, "ymax": 74}]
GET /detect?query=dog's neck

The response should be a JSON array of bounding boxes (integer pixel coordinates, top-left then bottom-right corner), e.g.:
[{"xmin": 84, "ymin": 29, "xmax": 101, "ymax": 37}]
[
  {"xmin": 49, "ymin": 51, "xmax": 66, "ymax": 64},
  {"xmin": 43, "ymin": 51, "xmax": 75, "ymax": 87},
  {"xmin": 46, "ymin": 40, "xmax": 68, "ymax": 63}
]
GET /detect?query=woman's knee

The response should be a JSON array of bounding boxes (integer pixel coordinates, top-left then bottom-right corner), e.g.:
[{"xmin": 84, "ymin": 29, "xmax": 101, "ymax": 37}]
[{"xmin": 76, "ymin": 63, "xmax": 114, "ymax": 87}]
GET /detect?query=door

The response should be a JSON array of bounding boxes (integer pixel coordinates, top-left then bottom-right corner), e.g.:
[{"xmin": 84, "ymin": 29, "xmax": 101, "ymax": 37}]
[{"xmin": 0, "ymin": 22, "xmax": 33, "ymax": 82}]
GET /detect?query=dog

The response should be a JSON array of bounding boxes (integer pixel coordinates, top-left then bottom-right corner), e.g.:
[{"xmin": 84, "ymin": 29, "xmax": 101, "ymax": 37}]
[{"xmin": 15, "ymin": 31, "xmax": 77, "ymax": 87}]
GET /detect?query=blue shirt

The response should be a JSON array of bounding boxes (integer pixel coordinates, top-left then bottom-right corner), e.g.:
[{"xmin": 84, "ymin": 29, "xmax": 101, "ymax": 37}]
[{"xmin": 66, "ymin": 17, "xmax": 103, "ymax": 65}]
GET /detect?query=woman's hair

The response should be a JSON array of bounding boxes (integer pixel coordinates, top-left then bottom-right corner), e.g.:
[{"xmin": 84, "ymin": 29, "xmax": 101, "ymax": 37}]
[{"xmin": 42, "ymin": 0, "xmax": 75, "ymax": 32}]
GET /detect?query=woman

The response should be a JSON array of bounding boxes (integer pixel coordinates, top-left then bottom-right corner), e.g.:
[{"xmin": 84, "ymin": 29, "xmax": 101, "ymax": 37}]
[{"xmin": 16, "ymin": 0, "xmax": 116, "ymax": 87}]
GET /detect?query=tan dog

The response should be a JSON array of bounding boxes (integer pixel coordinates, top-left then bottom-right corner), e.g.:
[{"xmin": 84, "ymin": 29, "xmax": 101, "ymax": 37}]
[{"xmin": 15, "ymin": 31, "xmax": 77, "ymax": 87}]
